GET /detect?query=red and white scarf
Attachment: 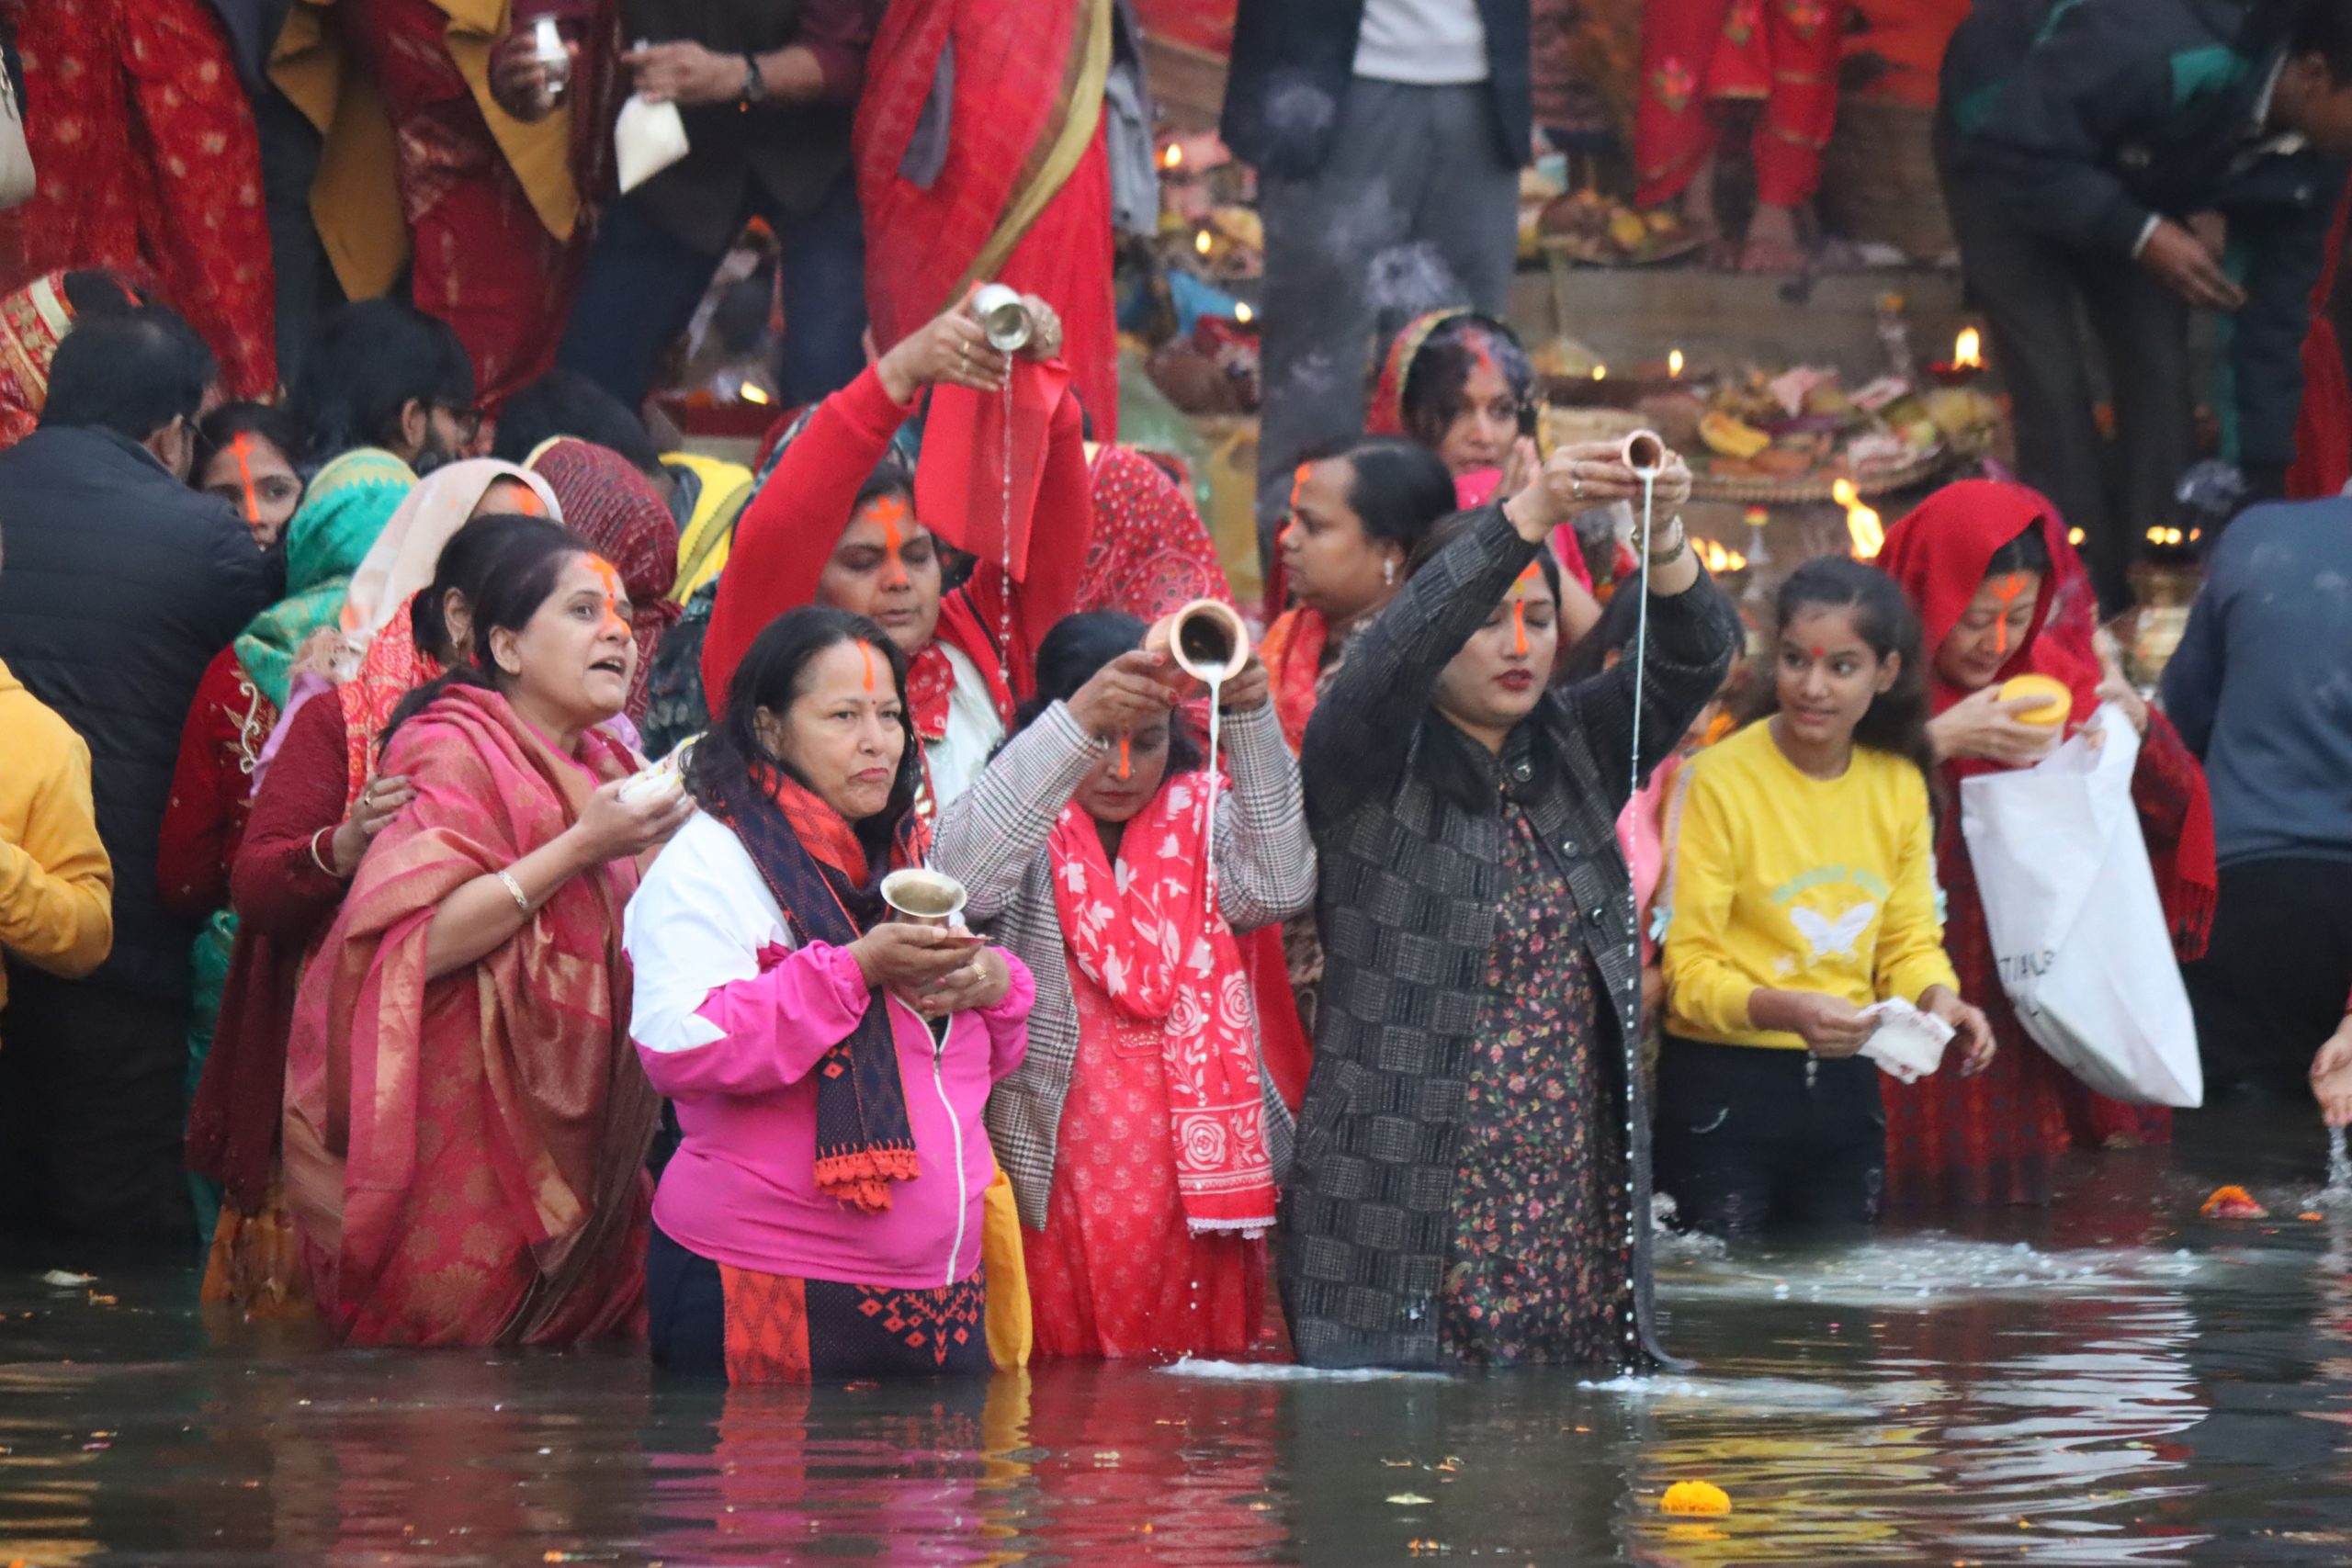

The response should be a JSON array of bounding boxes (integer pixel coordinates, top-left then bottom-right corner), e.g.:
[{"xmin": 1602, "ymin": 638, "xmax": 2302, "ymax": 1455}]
[{"xmin": 1047, "ymin": 774, "xmax": 1276, "ymax": 1235}]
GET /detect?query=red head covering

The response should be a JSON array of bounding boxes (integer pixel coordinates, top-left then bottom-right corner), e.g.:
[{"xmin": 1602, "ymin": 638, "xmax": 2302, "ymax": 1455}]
[
  {"xmin": 1881, "ymin": 478, "xmax": 2216, "ymax": 954},
  {"xmin": 1880, "ymin": 479, "xmax": 2104, "ymax": 761},
  {"xmin": 530, "ymin": 439, "xmax": 684, "ymax": 721}
]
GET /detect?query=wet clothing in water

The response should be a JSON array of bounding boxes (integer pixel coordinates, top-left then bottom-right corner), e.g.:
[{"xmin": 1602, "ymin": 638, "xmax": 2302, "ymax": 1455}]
[
  {"xmin": 1880, "ymin": 483, "xmax": 2214, "ymax": 1204},
  {"xmin": 1653, "ymin": 1035, "xmax": 1885, "ymax": 1235},
  {"xmin": 2163, "ymin": 497, "xmax": 2352, "ymax": 1098},
  {"xmin": 648, "ymin": 1224, "xmax": 991, "ymax": 1382},
  {"xmin": 283, "ymin": 687, "xmax": 658, "ymax": 1347},
  {"xmin": 1283, "ymin": 505, "xmax": 1739, "ymax": 1369},
  {"xmin": 0, "ymin": 423, "xmax": 278, "ymax": 1238},
  {"xmin": 1443, "ymin": 807, "xmax": 1630, "ymax": 1364}
]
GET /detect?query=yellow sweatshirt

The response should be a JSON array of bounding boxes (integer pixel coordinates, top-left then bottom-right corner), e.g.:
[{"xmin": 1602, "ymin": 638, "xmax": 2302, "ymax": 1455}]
[
  {"xmin": 0, "ymin": 660, "xmax": 113, "ymax": 1020},
  {"xmin": 1661, "ymin": 718, "xmax": 1958, "ymax": 1050}
]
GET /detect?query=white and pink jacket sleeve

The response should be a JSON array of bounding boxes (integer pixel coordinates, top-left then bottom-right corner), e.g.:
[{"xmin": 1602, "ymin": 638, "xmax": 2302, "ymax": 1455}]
[{"xmin": 622, "ymin": 811, "xmax": 1031, "ymax": 1290}]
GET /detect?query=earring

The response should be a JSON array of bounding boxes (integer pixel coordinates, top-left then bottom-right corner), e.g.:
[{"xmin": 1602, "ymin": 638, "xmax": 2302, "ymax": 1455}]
[{"xmin": 1384, "ymin": 558, "xmax": 1396, "ymax": 586}]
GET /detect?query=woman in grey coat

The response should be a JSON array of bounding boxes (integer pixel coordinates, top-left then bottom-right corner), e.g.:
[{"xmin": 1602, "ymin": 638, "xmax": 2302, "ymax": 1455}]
[{"xmin": 1282, "ymin": 442, "xmax": 1740, "ymax": 1370}]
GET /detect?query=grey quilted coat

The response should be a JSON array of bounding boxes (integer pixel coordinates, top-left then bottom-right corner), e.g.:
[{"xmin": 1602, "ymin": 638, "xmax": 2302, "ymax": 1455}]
[{"xmin": 1280, "ymin": 505, "xmax": 1740, "ymax": 1369}]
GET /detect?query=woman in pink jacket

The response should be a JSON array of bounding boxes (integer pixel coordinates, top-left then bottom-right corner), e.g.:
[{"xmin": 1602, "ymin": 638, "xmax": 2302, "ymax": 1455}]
[{"xmin": 624, "ymin": 606, "xmax": 1031, "ymax": 1382}]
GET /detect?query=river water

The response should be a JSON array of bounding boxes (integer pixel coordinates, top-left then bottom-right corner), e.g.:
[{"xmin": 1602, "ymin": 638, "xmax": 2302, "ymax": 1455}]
[{"xmin": 6, "ymin": 1104, "xmax": 2352, "ymax": 1567}]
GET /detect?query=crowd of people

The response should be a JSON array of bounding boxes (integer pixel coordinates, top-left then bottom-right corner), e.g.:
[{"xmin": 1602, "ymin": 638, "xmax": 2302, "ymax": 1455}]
[{"xmin": 2, "ymin": 0, "xmax": 2352, "ymax": 1389}]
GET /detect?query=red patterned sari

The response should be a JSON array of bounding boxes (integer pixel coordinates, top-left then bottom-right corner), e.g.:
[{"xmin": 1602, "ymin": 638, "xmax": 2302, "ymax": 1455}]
[
  {"xmin": 282, "ymin": 684, "xmax": 660, "ymax": 1346},
  {"xmin": 0, "ymin": 0, "xmax": 275, "ymax": 394},
  {"xmin": 854, "ymin": 0, "xmax": 1120, "ymax": 432}
]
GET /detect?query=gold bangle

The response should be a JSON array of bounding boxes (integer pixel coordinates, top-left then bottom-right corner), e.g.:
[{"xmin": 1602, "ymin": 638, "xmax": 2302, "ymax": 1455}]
[
  {"xmin": 310, "ymin": 825, "xmax": 345, "ymax": 880},
  {"xmin": 496, "ymin": 869, "xmax": 533, "ymax": 915}
]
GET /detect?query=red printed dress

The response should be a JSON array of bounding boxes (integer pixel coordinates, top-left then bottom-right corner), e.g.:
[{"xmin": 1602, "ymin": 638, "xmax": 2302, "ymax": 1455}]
[{"xmin": 1021, "ymin": 950, "xmax": 1268, "ymax": 1361}]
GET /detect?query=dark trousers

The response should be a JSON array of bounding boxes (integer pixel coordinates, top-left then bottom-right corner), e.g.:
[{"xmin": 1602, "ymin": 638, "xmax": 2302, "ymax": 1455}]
[
  {"xmin": 1252, "ymin": 79, "xmax": 1520, "ymax": 584},
  {"xmin": 1937, "ymin": 123, "xmax": 2189, "ymax": 617},
  {"xmin": 2186, "ymin": 855, "xmax": 2352, "ymax": 1101},
  {"xmin": 0, "ymin": 967, "xmax": 196, "ymax": 1241},
  {"xmin": 560, "ymin": 169, "xmax": 868, "ymax": 413},
  {"xmin": 1652, "ymin": 1034, "xmax": 1885, "ymax": 1239}
]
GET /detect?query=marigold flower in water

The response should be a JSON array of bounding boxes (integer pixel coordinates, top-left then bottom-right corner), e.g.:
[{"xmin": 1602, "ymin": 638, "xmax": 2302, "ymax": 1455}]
[
  {"xmin": 2200, "ymin": 1184, "xmax": 2267, "ymax": 1220},
  {"xmin": 1661, "ymin": 1481, "xmax": 1732, "ymax": 1516}
]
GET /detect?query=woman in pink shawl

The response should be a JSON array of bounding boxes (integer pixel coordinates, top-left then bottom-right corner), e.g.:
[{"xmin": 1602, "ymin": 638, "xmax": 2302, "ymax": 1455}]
[{"xmin": 282, "ymin": 525, "xmax": 694, "ymax": 1347}]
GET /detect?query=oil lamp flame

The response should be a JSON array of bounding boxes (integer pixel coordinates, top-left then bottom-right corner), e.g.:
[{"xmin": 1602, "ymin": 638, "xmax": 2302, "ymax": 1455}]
[{"xmin": 1834, "ymin": 477, "xmax": 1884, "ymax": 560}]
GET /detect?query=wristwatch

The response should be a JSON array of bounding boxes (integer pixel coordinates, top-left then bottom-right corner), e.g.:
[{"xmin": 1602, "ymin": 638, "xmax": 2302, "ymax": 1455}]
[
  {"xmin": 1645, "ymin": 513, "xmax": 1688, "ymax": 565},
  {"xmin": 740, "ymin": 53, "xmax": 766, "ymax": 106}
]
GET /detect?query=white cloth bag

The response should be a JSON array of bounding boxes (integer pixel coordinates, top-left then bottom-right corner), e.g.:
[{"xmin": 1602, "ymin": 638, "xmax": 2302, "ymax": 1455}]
[{"xmin": 1959, "ymin": 702, "xmax": 2202, "ymax": 1107}]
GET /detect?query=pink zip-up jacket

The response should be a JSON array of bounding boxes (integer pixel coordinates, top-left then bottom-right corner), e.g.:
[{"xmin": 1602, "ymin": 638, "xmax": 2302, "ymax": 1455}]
[{"xmin": 624, "ymin": 813, "xmax": 1032, "ymax": 1290}]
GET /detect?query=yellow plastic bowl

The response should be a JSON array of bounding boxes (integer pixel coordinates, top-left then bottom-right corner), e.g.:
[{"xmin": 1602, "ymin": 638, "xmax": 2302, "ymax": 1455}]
[{"xmin": 1999, "ymin": 672, "xmax": 2072, "ymax": 728}]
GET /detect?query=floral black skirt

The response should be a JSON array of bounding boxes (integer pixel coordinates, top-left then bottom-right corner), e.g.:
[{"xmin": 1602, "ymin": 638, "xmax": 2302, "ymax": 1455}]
[{"xmin": 1441, "ymin": 807, "xmax": 1632, "ymax": 1367}]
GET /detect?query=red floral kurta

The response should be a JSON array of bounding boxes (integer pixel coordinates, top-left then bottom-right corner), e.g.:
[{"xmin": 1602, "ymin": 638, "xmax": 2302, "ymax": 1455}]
[{"xmin": 1021, "ymin": 953, "xmax": 1267, "ymax": 1360}]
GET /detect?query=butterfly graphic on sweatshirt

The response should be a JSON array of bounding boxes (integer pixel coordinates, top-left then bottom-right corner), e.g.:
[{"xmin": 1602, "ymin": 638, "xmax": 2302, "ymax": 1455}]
[{"xmin": 1790, "ymin": 901, "xmax": 1878, "ymax": 963}]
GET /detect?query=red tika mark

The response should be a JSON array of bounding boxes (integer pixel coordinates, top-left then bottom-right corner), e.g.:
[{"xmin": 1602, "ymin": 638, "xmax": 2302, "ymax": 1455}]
[
  {"xmin": 860, "ymin": 640, "xmax": 877, "ymax": 692},
  {"xmin": 1808, "ymin": 645, "xmax": 1826, "ymax": 660},
  {"xmin": 1117, "ymin": 736, "xmax": 1132, "ymax": 779}
]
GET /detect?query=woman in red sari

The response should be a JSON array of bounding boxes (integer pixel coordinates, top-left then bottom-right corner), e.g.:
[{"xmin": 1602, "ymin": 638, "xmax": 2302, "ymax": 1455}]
[
  {"xmin": 1879, "ymin": 480, "xmax": 2218, "ymax": 1208},
  {"xmin": 854, "ymin": 0, "xmax": 1120, "ymax": 431},
  {"xmin": 282, "ymin": 525, "xmax": 691, "ymax": 1347},
  {"xmin": 0, "ymin": 0, "xmax": 276, "ymax": 394}
]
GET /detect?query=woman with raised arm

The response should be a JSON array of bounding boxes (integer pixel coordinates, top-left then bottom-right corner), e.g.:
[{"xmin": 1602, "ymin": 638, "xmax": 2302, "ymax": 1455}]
[{"xmin": 1282, "ymin": 440, "xmax": 1740, "ymax": 1371}]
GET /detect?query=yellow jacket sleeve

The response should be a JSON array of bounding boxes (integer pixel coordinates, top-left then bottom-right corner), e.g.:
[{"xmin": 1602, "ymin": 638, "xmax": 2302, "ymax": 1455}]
[
  {"xmin": 0, "ymin": 735, "xmax": 114, "ymax": 980},
  {"xmin": 1661, "ymin": 763, "xmax": 1758, "ymax": 1039},
  {"xmin": 1873, "ymin": 771, "xmax": 1960, "ymax": 1008}
]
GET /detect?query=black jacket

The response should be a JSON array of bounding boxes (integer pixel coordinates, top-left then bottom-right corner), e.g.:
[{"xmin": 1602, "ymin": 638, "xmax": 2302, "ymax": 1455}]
[
  {"xmin": 620, "ymin": 0, "xmax": 857, "ymax": 253},
  {"xmin": 1221, "ymin": 0, "xmax": 1531, "ymax": 180},
  {"xmin": 1282, "ymin": 508, "xmax": 1739, "ymax": 1369},
  {"xmin": 1942, "ymin": 0, "xmax": 2345, "ymax": 468},
  {"xmin": 0, "ymin": 426, "xmax": 280, "ymax": 1000}
]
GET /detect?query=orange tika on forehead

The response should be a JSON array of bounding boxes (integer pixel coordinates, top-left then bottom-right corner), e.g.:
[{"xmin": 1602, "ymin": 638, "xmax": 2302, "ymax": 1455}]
[
  {"xmin": 1989, "ymin": 572, "xmax": 2030, "ymax": 655},
  {"xmin": 864, "ymin": 492, "xmax": 913, "ymax": 577},
  {"xmin": 859, "ymin": 639, "xmax": 878, "ymax": 692},
  {"xmin": 1509, "ymin": 560, "xmax": 1542, "ymax": 656},
  {"xmin": 230, "ymin": 433, "xmax": 259, "ymax": 524},
  {"xmin": 585, "ymin": 555, "xmax": 630, "ymax": 640}
]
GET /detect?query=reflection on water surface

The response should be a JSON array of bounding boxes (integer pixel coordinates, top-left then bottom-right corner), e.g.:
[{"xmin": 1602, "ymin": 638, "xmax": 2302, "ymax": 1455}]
[{"xmin": 5, "ymin": 1111, "xmax": 2350, "ymax": 1565}]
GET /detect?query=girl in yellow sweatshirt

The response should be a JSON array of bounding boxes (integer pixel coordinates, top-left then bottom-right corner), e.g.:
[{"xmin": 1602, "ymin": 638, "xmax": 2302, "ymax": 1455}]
[{"xmin": 1657, "ymin": 557, "xmax": 1993, "ymax": 1238}]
